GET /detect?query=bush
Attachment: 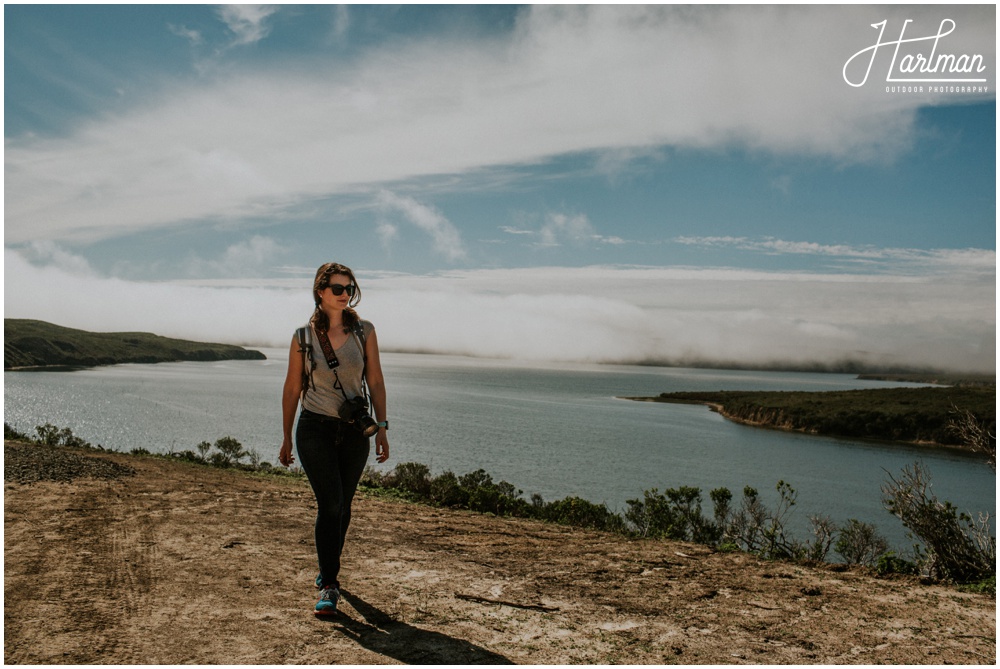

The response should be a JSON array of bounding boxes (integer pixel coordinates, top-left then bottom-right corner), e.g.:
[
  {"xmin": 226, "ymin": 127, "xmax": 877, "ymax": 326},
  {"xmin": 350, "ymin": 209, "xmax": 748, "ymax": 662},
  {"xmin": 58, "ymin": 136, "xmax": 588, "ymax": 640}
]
[
  {"xmin": 196, "ymin": 441, "xmax": 212, "ymax": 460},
  {"xmin": 208, "ymin": 452, "xmax": 230, "ymax": 468},
  {"xmin": 725, "ymin": 482, "xmax": 807, "ymax": 560},
  {"xmin": 836, "ymin": 519, "xmax": 889, "ymax": 566},
  {"xmin": 35, "ymin": 423, "xmax": 61, "ymax": 446},
  {"xmin": 625, "ymin": 486, "xmax": 722, "ymax": 542},
  {"xmin": 882, "ymin": 462, "xmax": 995, "ymax": 583},
  {"xmin": 360, "ymin": 465, "xmax": 388, "ymax": 488},
  {"xmin": 391, "ymin": 462, "xmax": 432, "ymax": 497},
  {"xmin": 429, "ymin": 471, "xmax": 468, "ymax": 507},
  {"xmin": 543, "ymin": 496, "xmax": 624, "ymax": 532},
  {"xmin": 31, "ymin": 424, "xmax": 101, "ymax": 450},
  {"xmin": 4, "ymin": 423, "xmax": 31, "ymax": 441},
  {"xmin": 213, "ymin": 436, "xmax": 247, "ymax": 465},
  {"xmin": 804, "ymin": 515, "xmax": 838, "ymax": 563},
  {"xmin": 875, "ymin": 551, "xmax": 919, "ymax": 576},
  {"xmin": 467, "ymin": 479, "xmax": 524, "ymax": 516},
  {"xmin": 948, "ymin": 405, "xmax": 996, "ymax": 470}
]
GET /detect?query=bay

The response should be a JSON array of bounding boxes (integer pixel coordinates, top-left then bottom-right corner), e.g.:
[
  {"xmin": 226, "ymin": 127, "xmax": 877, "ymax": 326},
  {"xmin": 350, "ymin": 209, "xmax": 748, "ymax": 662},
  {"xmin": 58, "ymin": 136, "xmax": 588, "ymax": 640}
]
[{"xmin": 4, "ymin": 350, "xmax": 994, "ymax": 553}]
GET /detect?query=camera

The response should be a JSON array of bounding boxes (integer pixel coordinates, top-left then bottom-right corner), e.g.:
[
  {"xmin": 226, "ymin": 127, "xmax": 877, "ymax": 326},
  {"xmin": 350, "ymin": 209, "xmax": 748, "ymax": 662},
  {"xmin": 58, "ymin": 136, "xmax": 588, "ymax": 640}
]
[{"xmin": 339, "ymin": 396, "xmax": 379, "ymax": 437}]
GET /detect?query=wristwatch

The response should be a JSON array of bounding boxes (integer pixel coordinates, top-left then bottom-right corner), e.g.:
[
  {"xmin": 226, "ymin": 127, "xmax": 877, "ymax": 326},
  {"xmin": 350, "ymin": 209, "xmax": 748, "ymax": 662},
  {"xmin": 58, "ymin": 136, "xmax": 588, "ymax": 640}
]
[{"xmin": 377, "ymin": 420, "xmax": 389, "ymax": 430}]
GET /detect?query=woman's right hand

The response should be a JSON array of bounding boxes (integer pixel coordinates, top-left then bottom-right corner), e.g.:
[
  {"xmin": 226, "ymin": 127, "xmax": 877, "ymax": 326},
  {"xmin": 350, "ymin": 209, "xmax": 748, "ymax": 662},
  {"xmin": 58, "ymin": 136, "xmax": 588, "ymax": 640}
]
[{"xmin": 278, "ymin": 437, "xmax": 295, "ymax": 467}]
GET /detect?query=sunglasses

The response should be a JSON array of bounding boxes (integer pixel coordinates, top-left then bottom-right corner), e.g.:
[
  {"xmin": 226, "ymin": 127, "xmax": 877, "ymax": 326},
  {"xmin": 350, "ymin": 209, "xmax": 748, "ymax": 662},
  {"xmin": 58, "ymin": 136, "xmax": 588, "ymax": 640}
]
[{"xmin": 326, "ymin": 283, "xmax": 356, "ymax": 297}]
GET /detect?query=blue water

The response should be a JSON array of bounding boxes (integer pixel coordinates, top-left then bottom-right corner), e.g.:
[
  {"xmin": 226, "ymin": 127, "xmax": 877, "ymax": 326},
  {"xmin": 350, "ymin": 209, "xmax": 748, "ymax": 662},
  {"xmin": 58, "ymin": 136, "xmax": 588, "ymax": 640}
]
[{"xmin": 5, "ymin": 350, "xmax": 994, "ymax": 553}]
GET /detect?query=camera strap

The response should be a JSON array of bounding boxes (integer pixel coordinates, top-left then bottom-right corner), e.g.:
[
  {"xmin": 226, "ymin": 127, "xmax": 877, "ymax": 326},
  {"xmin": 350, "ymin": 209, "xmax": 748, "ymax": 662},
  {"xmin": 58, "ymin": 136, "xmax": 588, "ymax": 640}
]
[{"xmin": 312, "ymin": 323, "xmax": 370, "ymax": 404}]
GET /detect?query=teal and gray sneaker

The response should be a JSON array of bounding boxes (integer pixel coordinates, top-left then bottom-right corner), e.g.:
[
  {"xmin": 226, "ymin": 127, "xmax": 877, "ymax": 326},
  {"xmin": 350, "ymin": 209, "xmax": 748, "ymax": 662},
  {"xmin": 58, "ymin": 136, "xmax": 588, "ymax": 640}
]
[
  {"xmin": 315, "ymin": 573, "xmax": 323, "ymax": 590},
  {"xmin": 315, "ymin": 586, "xmax": 340, "ymax": 615}
]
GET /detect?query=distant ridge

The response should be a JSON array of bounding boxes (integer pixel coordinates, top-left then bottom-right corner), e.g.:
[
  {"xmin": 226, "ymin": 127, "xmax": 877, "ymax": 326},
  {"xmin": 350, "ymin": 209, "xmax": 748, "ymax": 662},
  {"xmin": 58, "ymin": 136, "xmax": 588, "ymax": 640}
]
[{"xmin": 4, "ymin": 319, "xmax": 266, "ymax": 370}]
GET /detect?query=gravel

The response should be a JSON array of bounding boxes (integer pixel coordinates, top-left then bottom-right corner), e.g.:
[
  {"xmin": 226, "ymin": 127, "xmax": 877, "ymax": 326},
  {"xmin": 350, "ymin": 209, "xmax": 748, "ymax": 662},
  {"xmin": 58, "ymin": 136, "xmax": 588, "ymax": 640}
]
[{"xmin": 4, "ymin": 442, "xmax": 136, "ymax": 484}]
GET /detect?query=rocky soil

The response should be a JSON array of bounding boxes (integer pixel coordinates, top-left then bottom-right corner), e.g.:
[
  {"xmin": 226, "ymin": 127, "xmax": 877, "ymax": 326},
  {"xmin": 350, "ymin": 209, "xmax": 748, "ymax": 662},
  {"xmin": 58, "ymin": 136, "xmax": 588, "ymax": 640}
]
[{"xmin": 4, "ymin": 441, "xmax": 995, "ymax": 664}]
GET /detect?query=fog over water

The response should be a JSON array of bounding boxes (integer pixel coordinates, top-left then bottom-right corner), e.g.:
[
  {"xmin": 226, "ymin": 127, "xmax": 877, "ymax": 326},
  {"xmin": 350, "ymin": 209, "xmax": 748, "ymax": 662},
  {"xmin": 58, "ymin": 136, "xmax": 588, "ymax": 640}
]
[{"xmin": 5, "ymin": 250, "xmax": 995, "ymax": 374}]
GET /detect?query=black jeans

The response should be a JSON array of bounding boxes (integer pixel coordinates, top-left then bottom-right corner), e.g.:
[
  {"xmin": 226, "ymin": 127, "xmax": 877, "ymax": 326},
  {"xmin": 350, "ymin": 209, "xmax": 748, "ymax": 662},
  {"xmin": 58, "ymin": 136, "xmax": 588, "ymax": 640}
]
[{"xmin": 296, "ymin": 409, "xmax": 371, "ymax": 590}]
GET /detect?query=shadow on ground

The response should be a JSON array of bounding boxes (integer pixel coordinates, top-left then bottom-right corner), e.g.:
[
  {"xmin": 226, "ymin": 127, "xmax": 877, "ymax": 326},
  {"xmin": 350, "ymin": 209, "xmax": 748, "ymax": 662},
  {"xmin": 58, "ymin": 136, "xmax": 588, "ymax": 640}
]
[{"xmin": 321, "ymin": 590, "xmax": 514, "ymax": 665}]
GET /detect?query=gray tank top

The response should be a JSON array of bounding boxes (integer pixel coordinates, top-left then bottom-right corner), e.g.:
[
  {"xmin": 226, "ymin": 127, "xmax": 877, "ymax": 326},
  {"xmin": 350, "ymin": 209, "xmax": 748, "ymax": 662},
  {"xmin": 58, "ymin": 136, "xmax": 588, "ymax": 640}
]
[{"xmin": 300, "ymin": 320, "xmax": 374, "ymax": 418}]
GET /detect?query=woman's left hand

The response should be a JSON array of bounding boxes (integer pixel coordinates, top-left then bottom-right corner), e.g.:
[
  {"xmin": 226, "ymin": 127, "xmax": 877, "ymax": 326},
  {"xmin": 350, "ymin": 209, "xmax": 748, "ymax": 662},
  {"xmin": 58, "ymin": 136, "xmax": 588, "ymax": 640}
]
[{"xmin": 375, "ymin": 430, "xmax": 389, "ymax": 463}]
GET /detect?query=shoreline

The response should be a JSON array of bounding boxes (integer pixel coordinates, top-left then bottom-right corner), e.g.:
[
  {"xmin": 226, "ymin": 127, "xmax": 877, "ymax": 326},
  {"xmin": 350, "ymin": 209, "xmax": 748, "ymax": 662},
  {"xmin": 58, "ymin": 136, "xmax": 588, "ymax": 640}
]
[{"xmin": 621, "ymin": 393, "xmax": 991, "ymax": 455}]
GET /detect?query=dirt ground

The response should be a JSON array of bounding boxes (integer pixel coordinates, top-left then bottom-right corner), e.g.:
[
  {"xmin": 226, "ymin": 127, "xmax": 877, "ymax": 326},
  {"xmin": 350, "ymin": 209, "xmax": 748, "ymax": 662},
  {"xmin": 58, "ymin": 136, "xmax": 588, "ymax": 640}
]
[{"xmin": 4, "ymin": 442, "xmax": 996, "ymax": 665}]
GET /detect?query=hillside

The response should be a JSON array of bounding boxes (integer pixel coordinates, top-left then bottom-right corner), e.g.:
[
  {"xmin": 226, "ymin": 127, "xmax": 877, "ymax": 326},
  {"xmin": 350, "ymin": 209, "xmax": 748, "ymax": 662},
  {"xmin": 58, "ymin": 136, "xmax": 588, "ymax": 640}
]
[
  {"xmin": 3, "ymin": 440, "xmax": 995, "ymax": 664},
  {"xmin": 629, "ymin": 387, "xmax": 996, "ymax": 448},
  {"xmin": 4, "ymin": 319, "xmax": 265, "ymax": 369}
]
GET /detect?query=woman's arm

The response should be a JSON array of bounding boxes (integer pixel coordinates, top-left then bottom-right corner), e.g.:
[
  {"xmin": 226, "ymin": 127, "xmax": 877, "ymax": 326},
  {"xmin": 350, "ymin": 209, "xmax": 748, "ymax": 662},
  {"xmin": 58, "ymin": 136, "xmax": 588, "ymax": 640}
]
[
  {"xmin": 279, "ymin": 336, "xmax": 304, "ymax": 467},
  {"xmin": 364, "ymin": 328, "xmax": 390, "ymax": 463}
]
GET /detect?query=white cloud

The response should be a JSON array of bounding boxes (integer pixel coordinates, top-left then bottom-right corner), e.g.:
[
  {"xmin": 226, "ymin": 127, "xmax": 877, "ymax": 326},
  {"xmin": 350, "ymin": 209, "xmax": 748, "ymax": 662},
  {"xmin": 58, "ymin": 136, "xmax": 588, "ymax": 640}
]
[
  {"xmin": 5, "ymin": 5, "xmax": 993, "ymax": 244},
  {"xmin": 217, "ymin": 5, "xmax": 278, "ymax": 46},
  {"xmin": 19, "ymin": 241, "xmax": 96, "ymax": 276},
  {"xmin": 501, "ymin": 212, "xmax": 626, "ymax": 248},
  {"xmin": 168, "ymin": 24, "xmax": 203, "ymax": 46},
  {"xmin": 376, "ymin": 191, "xmax": 467, "ymax": 261},
  {"xmin": 539, "ymin": 213, "xmax": 596, "ymax": 247},
  {"xmin": 5, "ymin": 248, "xmax": 994, "ymax": 374},
  {"xmin": 675, "ymin": 236, "xmax": 998, "ymax": 274}
]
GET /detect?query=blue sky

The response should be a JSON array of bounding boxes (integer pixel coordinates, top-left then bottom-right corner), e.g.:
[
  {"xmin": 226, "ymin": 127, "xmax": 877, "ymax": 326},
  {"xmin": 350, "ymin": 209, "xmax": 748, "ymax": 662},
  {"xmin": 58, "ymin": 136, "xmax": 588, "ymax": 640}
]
[{"xmin": 5, "ymin": 5, "xmax": 996, "ymax": 372}]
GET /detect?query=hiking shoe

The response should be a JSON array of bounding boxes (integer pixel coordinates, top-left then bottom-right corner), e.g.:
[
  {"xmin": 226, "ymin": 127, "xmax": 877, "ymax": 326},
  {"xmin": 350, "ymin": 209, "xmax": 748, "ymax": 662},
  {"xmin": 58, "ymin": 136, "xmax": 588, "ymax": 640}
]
[
  {"xmin": 315, "ymin": 586, "xmax": 340, "ymax": 615},
  {"xmin": 315, "ymin": 573, "xmax": 323, "ymax": 590}
]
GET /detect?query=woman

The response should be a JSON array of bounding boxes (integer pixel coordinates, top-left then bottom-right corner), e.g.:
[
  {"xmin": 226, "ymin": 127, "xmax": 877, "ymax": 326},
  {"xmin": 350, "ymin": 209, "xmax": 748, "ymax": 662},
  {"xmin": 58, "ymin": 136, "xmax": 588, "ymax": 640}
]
[{"xmin": 279, "ymin": 262, "xmax": 390, "ymax": 615}]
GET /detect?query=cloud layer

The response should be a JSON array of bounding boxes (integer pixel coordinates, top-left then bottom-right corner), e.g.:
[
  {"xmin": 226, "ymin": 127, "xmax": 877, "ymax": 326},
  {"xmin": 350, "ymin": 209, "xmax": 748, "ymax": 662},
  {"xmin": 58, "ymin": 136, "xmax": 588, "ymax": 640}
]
[
  {"xmin": 6, "ymin": 5, "xmax": 994, "ymax": 244},
  {"xmin": 6, "ymin": 247, "xmax": 993, "ymax": 374}
]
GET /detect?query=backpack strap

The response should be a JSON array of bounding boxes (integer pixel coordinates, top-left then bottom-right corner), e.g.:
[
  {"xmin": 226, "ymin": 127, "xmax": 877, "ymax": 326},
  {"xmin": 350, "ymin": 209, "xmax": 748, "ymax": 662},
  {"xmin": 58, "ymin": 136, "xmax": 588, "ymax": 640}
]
[
  {"xmin": 296, "ymin": 326, "xmax": 315, "ymax": 393},
  {"xmin": 351, "ymin": 320, "xmax": 367, "ymax": 364},
  {"xmin": 350, "ymin": 320, "xmax": 370, "ymax": 404}
]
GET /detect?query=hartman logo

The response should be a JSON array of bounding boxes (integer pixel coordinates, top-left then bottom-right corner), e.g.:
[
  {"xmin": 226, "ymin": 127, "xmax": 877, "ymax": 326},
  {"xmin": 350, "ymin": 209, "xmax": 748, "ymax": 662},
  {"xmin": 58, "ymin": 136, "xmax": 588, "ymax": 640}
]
[{"xmin": 843, "ymin": 19, "xmax": 988, "ymax": 90}]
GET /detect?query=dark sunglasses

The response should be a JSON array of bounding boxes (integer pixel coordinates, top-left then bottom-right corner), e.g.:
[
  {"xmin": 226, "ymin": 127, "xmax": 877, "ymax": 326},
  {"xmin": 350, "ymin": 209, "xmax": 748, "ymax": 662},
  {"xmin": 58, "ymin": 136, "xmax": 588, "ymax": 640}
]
[{"xmin": 326, "ymin": 283, "xmax": 356, "ymax": 297}]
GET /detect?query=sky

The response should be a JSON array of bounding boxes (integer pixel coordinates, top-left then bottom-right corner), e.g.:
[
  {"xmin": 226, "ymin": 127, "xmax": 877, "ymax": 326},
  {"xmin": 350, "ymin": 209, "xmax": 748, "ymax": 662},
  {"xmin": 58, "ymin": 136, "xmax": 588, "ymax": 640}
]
[{"xmin": 4, "ymin": 4, "xmax": 996, "ymax": 373}]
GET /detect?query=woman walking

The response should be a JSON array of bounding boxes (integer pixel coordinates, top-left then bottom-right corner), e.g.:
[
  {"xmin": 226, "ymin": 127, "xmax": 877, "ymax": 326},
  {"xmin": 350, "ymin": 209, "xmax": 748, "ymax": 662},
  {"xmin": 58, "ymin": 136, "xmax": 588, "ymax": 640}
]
[{"xmin": 279, "ymin": 262, "xmax": 390, "ymax": 615}]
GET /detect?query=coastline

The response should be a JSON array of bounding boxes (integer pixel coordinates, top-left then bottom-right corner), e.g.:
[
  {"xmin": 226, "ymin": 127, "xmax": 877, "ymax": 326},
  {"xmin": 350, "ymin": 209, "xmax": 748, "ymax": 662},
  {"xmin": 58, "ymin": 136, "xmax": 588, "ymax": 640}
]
[{"xmin": 621, "ymin": 387, "xmax": 995, "ymax": 454}]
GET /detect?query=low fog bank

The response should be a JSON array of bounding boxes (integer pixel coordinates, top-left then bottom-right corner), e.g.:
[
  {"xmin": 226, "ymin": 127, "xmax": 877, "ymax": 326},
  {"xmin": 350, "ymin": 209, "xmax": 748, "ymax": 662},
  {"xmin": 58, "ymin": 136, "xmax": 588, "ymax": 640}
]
[{"xmin": 5, "ymin": 252, "xmax": 994, "ymax": 375}]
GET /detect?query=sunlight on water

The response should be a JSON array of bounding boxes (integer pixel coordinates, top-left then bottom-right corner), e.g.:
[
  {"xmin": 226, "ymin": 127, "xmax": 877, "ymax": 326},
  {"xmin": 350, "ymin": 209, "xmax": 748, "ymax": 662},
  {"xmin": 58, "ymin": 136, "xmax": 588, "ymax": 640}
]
[{"xmin": 5, "ymin": 351, "xmax": 994, "ymax": 553}]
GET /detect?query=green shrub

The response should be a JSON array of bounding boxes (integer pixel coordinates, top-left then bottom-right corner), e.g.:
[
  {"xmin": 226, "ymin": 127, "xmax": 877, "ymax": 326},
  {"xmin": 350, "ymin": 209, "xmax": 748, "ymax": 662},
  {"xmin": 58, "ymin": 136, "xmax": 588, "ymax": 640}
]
[
  {"xmin": 957, "ymin": 575, "xmax": 995, "ymax": 596},
  {"xmin": 875, "ymin": 551, "xmax": 919, "ymax": 576},
  {"xmin": 726, "ymin": 482, "xmax": 807, "ymax": 560},
  {"xmin": 625, "ymin": 488, "xmax": 695, "ymax": 540},
  {"xmin": 196, "ymin": 441, "xmax": 212, "ymax": 460},
  {"xmin": 466, "ymin": 479, "xmax": 524, "ymax": 516},
  {"xmin": 429, "ymin": 471, "xmax": 467, "ymax": 507},
  {"xmin": 882, "ymin": 462, "xmax": 995, "ymax": 583},
  {"xmin": 35, "ymin": 423, "xmax": 61, "ymax": 446},
  {"xmin": 360, "ymin": 465, "xmax": 388, "ymax": 488},
  {"xmin": 4, "ymin": 423, "xmax": 31, "ymax": 441},
  {"xmin": 543, "ymin": 496, "xmax": 624, "ymax": 532},
  {"xmin": 213, "ymin": 436, "xmax": 247, "ymax": 465},
  {"xmin": 391, "ymin": 462, "xmax": 432, "ymax": 497},
  {"xmin": 804, "ymin": 515, "xmax": 838, "ymax": 563},
  {"xmin": 836, "ymin": 519, "xmax": 889, "ymax": 566},
  {"xmin": 208, "ymin": 452, "xmax": 230, "ymax": 468}
]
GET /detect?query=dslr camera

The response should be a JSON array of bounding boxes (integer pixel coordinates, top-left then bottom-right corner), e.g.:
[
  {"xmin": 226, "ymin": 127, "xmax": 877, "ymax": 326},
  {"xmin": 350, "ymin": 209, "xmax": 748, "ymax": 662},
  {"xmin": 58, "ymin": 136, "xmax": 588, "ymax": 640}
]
[{"xmin": 339, "ymin": 396, "xmax": 379, "ymax": 437}]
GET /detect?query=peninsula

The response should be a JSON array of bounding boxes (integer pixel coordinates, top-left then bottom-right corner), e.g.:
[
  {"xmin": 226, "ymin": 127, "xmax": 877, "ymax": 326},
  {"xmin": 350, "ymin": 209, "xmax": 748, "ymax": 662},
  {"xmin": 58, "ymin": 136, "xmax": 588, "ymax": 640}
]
[
  {"xmin": 4, "ymin": 319, "xmax": 266, "ymax": 370},
  {"xmin": 625, "ymin": 386, "xmax": 995, "ymax": 449}
]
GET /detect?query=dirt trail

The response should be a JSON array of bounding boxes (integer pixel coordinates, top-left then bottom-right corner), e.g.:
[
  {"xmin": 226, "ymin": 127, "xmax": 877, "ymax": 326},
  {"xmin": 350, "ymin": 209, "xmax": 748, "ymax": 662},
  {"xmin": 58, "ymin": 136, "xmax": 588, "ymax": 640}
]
[{"xmin": 4, "ymin": 442, "xmax": 995, "ymax": 664}]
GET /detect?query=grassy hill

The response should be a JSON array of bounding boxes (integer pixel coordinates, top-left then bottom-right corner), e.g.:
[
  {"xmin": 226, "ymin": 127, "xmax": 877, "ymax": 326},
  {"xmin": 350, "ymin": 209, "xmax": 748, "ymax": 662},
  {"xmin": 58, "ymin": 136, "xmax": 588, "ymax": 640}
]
[
  {"xmin": 632, "ymin": 386, "xmax": 995, "ymax": 448},
  {"xmin": 4, "ymin": 319, "xmax": 266, "ymax": 369}
]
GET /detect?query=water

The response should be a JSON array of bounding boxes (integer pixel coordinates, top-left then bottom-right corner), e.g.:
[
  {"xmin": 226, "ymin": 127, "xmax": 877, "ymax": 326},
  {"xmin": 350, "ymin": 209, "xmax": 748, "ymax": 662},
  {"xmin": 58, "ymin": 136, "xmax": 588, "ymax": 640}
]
[{"xmin": 5, "ymin": 350, "xmax": 994, "ymax": 553}]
